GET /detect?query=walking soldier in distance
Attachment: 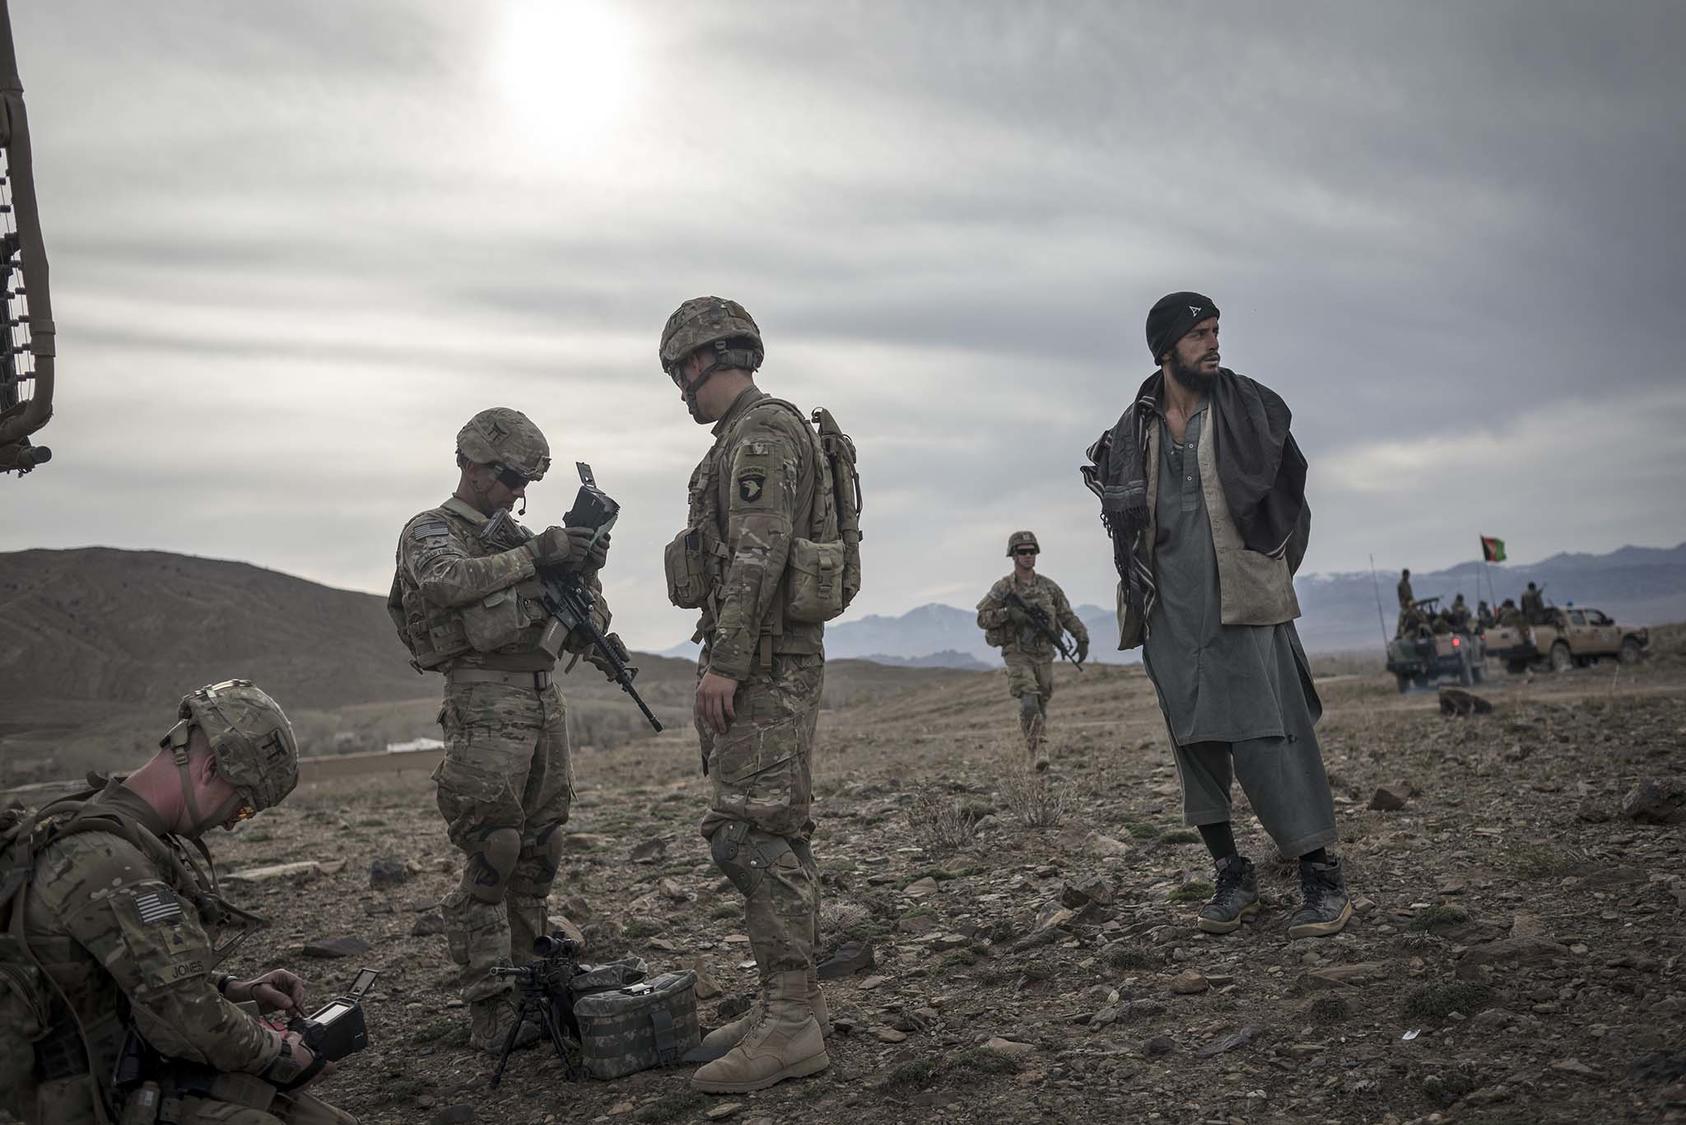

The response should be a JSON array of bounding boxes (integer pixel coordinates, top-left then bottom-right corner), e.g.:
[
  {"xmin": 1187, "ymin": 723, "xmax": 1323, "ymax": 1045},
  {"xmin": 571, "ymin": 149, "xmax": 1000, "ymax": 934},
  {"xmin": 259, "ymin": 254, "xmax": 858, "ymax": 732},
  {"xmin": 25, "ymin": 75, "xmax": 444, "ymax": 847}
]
[
  {"xmin": 0, "ymin": 680, "xmax": 357, "ymax": 1124},
  {"xmin": 975, "ymin": 530, "xmax": 1089, "ymax": 770},
  {"xmin": 389, "ymin": 407, "xmax": 614, "ymax": 1052},
  {"xmin": 660, "ymin": 296, "xmax": 861, "ymax": 1094},
  {"xmin": 1083, "ymin": 292, "xmax": 1352, "ymax": 940}
]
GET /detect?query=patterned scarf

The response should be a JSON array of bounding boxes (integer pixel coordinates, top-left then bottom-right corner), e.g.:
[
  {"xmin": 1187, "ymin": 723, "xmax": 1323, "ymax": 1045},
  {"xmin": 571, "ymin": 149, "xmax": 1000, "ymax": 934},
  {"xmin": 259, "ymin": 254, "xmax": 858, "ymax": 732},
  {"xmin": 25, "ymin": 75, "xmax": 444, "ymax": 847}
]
[{"xmin": 1081, "ymin": 373, "xmax": 1162, "ymax": 630}]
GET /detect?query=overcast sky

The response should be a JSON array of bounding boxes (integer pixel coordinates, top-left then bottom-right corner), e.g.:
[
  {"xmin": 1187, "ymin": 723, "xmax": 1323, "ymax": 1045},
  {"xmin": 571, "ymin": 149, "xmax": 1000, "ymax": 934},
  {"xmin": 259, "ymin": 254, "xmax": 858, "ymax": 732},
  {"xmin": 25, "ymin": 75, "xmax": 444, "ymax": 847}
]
[{"xmin": 3, "ymin": 0, "xmax": 1683, "ymax": 651}]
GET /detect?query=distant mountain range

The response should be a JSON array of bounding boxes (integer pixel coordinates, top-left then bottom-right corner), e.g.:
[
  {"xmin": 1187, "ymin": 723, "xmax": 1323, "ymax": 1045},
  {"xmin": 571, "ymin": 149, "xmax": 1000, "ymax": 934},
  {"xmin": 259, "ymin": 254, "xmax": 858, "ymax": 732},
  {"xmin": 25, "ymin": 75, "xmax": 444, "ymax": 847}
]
[{"xmin": 665, "ymin": 541, "xmax": 1686, "ymax": 668}]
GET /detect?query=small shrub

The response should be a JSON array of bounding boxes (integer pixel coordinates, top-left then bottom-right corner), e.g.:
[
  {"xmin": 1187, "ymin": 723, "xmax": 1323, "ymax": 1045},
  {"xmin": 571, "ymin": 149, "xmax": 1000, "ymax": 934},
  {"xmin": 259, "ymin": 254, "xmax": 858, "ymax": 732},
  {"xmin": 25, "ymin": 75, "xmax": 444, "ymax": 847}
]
[
  {"xmin": 1103, "ymin": 944, "xmax": 1160, "ymax": 971},
  {"xmin": 908, "ymin": 783, "xmax": 981, "ymax": 852},
  {"xmin": 1169, "ymin": 881, "xmax": 1214, "ymax": 903},
  {"xmin": 1407, "ymin": 905, "xmax": 1469, "ymax": 932},
  {"xmin": 951, "ymin": 1046, "xmax": 1021, "ymax": 1074},
  {"xmin": 710, "ymin": 901, "xmax": 739, "ymax": 920},
  {"xmin": 881, "ymin": 1057, "xmax": 944, "ymax": 1093},
  {"xmin": 1002, "ymin": 768, "xmax": 1067, "ymax": 829},
  {"xmin": 1507, "ymin": 844, "xmax": 1586, "ymax": 880},
  {"xmin": 1158, "ymin": 829, "xmax": 1200, "ymax": 845},
  {"xmin": 1402, "ymin": 981, "xmax": 1492, "ymax": 1020},
  {"xmin": 622, "ymin": 918, "xmax": 663, "ymax": 940},
  {"xmin": 1125, "ymin": 822, "xmax": 1160, "ymax": 840},
  {"xmin": 1306, "ymin": 994, "xmax": 1350, "ymax": 1023}
]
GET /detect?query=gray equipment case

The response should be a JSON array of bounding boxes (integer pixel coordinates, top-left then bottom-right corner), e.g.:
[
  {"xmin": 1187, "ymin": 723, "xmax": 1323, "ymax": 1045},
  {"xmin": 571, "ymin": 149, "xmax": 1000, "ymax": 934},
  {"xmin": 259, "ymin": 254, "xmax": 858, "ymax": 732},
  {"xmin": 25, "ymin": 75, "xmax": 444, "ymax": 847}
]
[{"xmin": 572, "ymin": 969, "xmax": 700, "ymax": 1079}]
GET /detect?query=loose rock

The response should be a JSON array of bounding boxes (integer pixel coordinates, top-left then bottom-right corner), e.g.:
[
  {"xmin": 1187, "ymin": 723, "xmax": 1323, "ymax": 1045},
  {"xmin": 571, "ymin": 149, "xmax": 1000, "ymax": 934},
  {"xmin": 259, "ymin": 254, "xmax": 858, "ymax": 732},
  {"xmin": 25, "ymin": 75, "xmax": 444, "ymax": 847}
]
[
  {"xmin": 368, "ymin": 855, "xmax": 410, "ymax": 889},
  {"xmin": 1622, "ymin": 779, "xmax": 1686, "ymax": 825},
  {"xmin": 302, "ymin": 935, "xmax": 371, "ymax": 959}
]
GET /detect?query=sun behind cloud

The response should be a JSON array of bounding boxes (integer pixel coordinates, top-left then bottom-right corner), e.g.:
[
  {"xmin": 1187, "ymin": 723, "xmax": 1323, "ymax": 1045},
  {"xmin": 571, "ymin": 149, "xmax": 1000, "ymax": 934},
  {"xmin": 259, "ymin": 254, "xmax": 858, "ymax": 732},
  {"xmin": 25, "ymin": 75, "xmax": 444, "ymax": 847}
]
[{"xmin": 487, "ymin": 0, "xmax": 639, "ymax": 163}]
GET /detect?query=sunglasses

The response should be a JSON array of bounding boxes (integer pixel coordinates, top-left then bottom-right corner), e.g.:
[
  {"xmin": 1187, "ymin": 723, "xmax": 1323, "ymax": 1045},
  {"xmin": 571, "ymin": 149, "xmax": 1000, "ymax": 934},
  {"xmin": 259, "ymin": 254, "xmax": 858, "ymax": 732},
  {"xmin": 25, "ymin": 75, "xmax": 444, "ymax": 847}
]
[
  {"xmin": 493, "ymin": 463, "xmax": 531, "ymax": 490},
  {"xmin": 1014, "ymin": 548, "xmax": 1039, "ymax": 556}
]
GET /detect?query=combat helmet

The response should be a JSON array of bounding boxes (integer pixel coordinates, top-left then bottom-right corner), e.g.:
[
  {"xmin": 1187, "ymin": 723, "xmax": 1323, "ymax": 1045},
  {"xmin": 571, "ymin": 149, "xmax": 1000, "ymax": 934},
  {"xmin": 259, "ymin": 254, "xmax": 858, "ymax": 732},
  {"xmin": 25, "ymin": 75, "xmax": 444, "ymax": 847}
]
[
  {"xmin": 161, "ymin": 679, "xmax": 299, "ymax": 813},
  {"xmin": 659, "ymin": 297, "xmax": 764, "ymax": 378},
  {"xmin": 1007, "ymin": 530, "xmax": 1040, "ymax": 556},
  {"xmin": 456, "ymin": 407, "xmax": 550, "ymax": 482}
]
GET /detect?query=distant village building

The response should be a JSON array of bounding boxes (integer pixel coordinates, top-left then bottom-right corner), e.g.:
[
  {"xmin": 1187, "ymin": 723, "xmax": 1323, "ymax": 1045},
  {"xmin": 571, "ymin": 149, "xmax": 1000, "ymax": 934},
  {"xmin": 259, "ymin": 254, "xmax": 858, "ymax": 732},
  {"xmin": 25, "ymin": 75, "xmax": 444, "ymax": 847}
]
[{"xmin": 385, "ymin": 737, "xmax": 446, "ymax": 754}]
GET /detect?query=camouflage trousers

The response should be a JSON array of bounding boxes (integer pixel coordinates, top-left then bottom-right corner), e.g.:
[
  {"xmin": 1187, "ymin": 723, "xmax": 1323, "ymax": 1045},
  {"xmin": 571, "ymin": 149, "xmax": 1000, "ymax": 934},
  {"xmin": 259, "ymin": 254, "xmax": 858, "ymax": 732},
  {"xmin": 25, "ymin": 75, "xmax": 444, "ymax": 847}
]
[
  {"xmin": 697, "ymin": 652, "xmax": 823, "ymax": 983},
  {"xmin": 1003, "ymin": 651, "xmax": 1053, "ymax": 747},
  {"xmin": 434, "ymin": 678, "xmax": 572, "ymax": 1005}
]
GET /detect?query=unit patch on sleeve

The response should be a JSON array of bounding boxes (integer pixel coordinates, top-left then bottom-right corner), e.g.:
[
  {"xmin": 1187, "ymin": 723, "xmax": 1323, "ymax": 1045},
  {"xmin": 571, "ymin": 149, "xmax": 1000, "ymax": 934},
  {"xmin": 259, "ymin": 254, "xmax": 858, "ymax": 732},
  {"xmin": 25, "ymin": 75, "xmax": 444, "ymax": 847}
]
[{"xmin": 737, "ymin": 471, "xmax": 766, "ymax": 504}]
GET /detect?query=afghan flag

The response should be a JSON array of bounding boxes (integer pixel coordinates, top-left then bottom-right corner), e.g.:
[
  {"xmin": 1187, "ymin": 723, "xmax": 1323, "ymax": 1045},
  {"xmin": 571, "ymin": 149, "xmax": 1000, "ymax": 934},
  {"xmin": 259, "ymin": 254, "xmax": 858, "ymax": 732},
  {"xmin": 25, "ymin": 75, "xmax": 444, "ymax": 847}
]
[{"xmin": 1480, "ymin": 535, "xmax": 1507, "ymax": 563}]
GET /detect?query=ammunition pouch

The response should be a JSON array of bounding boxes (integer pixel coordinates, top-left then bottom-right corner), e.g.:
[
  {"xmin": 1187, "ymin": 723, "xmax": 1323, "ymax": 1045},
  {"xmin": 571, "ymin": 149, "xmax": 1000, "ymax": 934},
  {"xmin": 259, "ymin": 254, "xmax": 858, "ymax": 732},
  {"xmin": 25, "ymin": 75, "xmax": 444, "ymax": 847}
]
[
  {"xmin": 664, "ymin": 526, "xmax": 725, "ymax": 610},
  {"xmin": 461, "ymin": 587, "xmax": 531, "ymax": 653},
  {"xmin": 783, "ymin": 537, "xmax": 847, "ymax": 624},
  {"xmin": 984, "ymin": 624, "xmax": 1010, "ymax": 649}
]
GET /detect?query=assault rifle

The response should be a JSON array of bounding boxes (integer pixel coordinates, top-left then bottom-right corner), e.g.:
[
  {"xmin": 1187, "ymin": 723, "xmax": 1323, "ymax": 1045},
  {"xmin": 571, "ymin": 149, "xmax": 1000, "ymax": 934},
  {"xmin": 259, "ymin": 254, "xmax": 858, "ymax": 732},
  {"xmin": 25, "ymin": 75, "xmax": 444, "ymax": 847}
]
[
  {"xmin": 481, "ymin": 463, "xmax": 663, "ymax": 732},
  {"xmin": 488, "ymin": 933, "xmax": 584, "ymax": 1086},
  {"xmin": 1003, "ymin": 590, "xmax": 1085, "ymax": 670}
]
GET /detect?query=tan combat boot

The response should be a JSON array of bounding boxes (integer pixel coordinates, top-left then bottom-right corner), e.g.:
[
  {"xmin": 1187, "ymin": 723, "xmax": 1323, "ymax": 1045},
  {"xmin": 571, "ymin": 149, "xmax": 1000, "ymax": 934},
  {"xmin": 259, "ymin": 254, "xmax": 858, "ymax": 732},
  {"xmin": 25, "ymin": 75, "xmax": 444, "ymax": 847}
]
[
  {"xmin": 692, "ymin": 971, "xmax": 829, "ymax": 1062},
  {"xmin": 691, "ymin": 971, "xmax": 829, "ymax": 1093}
]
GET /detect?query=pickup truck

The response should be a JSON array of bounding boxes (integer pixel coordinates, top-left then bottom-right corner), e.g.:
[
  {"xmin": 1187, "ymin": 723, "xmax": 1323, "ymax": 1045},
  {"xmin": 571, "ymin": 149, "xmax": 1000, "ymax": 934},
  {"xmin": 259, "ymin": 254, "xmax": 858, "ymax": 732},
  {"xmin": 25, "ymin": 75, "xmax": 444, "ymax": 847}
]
[{"xmin": 1484, "ymin": 606, "xmax": 1649, "ymax": 673}]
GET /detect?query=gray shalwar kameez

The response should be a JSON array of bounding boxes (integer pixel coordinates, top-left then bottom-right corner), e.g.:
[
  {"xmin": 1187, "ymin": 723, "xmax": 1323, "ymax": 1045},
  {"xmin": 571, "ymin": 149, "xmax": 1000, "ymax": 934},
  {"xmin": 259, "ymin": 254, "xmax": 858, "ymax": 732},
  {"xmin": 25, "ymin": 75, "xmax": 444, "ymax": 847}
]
[{"xmin": 1141, "ymin": 406, "xmax": 1337, "ymax": 859}]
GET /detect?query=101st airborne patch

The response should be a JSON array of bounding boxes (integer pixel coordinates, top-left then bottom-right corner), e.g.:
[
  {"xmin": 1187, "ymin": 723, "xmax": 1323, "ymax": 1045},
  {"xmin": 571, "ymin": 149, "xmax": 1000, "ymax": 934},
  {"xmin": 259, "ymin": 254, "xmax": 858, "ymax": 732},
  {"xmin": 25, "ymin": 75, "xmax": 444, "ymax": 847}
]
[{"xmin": 737, "ymin": 469, "xmax": 766, "ymax": 504}]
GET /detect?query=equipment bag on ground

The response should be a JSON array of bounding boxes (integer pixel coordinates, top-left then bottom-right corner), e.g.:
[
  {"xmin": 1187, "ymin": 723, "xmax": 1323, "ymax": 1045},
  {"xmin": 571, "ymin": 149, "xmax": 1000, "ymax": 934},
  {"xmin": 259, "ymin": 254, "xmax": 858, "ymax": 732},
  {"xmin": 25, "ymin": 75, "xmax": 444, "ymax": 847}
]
[{"xmin": 572, "ymin": 969, "xmax": 700, "ymax": 1079}]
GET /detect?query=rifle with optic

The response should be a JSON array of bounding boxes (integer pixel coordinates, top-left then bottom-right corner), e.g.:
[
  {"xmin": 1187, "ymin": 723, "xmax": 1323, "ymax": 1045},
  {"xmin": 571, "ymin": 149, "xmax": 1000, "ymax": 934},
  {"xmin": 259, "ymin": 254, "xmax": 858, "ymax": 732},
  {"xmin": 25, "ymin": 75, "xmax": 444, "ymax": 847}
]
[{"xmin": 1002, "ymin": 590, "xmax": 1085, "ymax": 670}]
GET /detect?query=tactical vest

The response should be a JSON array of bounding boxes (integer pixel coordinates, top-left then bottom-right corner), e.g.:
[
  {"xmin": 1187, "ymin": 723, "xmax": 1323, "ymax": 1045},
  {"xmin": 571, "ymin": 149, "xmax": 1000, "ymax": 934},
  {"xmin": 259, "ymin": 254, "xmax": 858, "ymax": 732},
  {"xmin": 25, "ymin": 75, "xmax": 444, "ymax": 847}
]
[{"xmin": 389, "ymin": 501, "xmax": 555, "ymax": 672}]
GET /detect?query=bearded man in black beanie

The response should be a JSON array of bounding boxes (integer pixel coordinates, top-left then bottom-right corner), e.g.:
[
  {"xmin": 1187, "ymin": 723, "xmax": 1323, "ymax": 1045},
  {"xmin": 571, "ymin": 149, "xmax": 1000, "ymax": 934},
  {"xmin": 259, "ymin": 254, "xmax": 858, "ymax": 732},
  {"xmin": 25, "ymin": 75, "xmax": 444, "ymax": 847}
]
[{"xmin": 1082, "ymin": 293, "xmax": 1351, "ymax": 938}]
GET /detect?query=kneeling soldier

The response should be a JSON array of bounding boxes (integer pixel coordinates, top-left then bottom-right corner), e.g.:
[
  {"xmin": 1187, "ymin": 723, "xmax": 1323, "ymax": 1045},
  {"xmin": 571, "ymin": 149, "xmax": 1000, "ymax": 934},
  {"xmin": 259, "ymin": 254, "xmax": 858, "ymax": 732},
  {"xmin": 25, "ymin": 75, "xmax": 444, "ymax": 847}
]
[{"xmin": 4, "ymin": 680, "xmax": 355, "ymax": 1124}]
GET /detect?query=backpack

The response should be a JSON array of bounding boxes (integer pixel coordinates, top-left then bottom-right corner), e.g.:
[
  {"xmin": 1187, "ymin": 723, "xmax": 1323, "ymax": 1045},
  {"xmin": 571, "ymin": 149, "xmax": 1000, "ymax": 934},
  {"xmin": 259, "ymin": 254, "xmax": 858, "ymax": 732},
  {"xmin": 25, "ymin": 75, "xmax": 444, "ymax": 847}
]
[{"xmin": 778, "ymin": 403, "xmax": 863, "ymax": 624}]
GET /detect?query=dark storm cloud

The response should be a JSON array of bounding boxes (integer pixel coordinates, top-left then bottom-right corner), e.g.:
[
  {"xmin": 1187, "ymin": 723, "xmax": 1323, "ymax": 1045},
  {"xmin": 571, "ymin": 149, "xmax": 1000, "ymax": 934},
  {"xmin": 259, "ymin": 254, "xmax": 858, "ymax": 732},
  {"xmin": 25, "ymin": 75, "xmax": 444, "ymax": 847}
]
[{"xmin": 4, "ymin": 1, "xmax": 1682, "ymax": 650}]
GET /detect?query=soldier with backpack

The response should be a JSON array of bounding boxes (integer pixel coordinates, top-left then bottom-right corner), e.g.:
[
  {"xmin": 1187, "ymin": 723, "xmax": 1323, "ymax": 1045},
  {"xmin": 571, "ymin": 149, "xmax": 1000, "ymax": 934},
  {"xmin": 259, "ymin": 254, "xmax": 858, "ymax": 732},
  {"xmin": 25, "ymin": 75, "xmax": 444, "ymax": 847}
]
[
  {"xmin": 659, "ymin": 296, "xmax": 861, "ymax": 1095},
  {"xmin": 0, "ymin": 679, "xmax": 356, "ymax": 1124}
]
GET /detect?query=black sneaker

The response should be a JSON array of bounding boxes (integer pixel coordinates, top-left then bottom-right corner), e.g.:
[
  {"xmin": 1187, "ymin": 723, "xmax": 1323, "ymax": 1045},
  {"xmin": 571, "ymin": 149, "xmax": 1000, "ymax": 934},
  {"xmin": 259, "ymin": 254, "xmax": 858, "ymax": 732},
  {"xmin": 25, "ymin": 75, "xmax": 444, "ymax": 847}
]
[
  {"xmin": 1287, "ymin": 856, "xmax": 1353, "ymax": 938},
  {"xmin": 1197, "ymin": 855, "xmax": 1260, "ymax": 934}
]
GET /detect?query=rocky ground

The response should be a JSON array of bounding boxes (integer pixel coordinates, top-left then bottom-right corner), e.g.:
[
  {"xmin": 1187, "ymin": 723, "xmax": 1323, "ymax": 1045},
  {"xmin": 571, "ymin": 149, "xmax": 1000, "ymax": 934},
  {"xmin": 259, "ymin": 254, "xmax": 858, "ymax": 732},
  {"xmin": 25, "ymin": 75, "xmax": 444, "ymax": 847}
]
[{"xmin": 37, "ymin": 629, "xmax": 1686, "ymax": 1124}]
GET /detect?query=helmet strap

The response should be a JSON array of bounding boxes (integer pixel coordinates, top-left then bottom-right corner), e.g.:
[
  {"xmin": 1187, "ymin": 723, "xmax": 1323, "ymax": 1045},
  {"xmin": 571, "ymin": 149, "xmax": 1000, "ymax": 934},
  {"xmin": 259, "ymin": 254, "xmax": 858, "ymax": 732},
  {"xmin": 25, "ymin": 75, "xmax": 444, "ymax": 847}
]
[{"xmin": 169, "ymin": 726, "xmax": 239, "ymax": 836}]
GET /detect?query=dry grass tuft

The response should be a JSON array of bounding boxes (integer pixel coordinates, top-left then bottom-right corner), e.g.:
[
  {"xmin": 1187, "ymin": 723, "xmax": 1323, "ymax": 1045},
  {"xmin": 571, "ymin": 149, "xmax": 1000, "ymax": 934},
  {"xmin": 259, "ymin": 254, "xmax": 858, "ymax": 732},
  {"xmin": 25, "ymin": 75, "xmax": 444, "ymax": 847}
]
[
  {"xmin": 1000, "ymin": 766, "xmax": 1068, "ymax": 829},
  {"xmin": 907, "ymin": 782, "xmax": 981, "ymax": 852}
]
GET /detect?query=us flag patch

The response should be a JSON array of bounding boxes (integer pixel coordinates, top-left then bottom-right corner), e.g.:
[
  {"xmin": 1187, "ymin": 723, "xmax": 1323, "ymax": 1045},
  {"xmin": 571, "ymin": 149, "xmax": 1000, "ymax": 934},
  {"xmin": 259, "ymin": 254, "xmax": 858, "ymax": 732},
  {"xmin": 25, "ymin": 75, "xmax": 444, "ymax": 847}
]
[{"xmin": 135, "ymin": 889, "xmax": 184, "ymax": 925}]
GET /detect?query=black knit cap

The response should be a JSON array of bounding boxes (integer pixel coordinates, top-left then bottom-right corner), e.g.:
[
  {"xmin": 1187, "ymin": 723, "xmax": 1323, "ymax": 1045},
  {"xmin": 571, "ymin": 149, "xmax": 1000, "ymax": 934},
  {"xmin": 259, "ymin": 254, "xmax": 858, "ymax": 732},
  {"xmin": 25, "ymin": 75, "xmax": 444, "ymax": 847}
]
[{"xmin": 1146, "ymin": 291, "xmax": 1220, "ymax": 363}]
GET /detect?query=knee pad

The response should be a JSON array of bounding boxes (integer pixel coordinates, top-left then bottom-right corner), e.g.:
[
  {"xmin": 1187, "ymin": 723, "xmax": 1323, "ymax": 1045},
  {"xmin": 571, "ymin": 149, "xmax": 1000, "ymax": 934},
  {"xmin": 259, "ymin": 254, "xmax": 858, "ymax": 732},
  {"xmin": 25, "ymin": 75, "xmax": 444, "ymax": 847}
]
[
  {"xmin": 1019, "ymin": 694, "xmax": 1042, "ymax": 720},
  {"xmin": 532, "ymin": 820, "xmax": 566, "ymax": 881},
  {"xmin": 510, "ymin": 821, "xmax": 567, "ymax": 898},
  {"xmin": 463, "ymin": 826, "xmax": 521, "ymax": 904},
  {"xmin": 709, "ymin": 821, "xmax": 795, "ymax": 898}
]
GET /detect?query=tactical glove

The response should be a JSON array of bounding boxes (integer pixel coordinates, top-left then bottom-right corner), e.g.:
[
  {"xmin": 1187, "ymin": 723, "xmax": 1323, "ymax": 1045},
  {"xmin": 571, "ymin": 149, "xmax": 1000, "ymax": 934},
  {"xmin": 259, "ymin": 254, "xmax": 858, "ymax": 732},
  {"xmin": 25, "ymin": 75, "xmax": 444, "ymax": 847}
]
[
  {"xmin": 528, "ymin": 526, "xmax": 597, "ymax": 570},
  {"xmin": 1004, "ymin": 605, "xmax": 1030, "ymax": 627},
  {"xmin": 583, "ymin": 531, "xmax": 611, "ymax": 575},
  {"xmin": 1075, "ymin": 637, "xmax": 1089, "ymax": 663}
]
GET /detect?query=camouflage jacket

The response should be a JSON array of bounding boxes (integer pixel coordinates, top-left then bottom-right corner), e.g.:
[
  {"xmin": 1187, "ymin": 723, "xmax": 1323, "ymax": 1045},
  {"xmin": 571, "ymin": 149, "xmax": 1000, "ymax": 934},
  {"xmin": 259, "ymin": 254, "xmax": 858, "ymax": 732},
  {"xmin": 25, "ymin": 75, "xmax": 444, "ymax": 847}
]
[
  {"xmin": 20, "ymin": 781, "xmax": 281, "ymax": 1097},
  {"xmin": 977, "ymin": 573, "xmax": 1087, "ymax": 658},
  {"xmin": 684, "ymin": 386, "xmax": 823, "ymax": 680},
  {"xmin": 391, "ymin": 495, "xmax": 609, "ymax": 673}
]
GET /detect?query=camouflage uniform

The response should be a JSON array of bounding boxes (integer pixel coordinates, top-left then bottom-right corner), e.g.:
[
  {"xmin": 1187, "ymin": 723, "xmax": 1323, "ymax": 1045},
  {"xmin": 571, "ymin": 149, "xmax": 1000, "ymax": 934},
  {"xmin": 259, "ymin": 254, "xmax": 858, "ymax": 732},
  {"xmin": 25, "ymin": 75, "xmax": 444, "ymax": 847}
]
[
  {"xmin": 1395, "ymin": 574, "xmax": 1414, "ymax": 637},
  {"xmin": 17, "ymin": 785, "xmax": 350, "ymax": 1125},
  {"xmin": 976, "ymin": 561, "xmax": 1087, "ymax": 761},
  {"xmin": 679, "ymin": 385, "xmax": 827, "ymax": 986},
  {"xmin": 389, "ymin": 413, "xmax": 609, "ymax": 1042},
  {"xmin": 8, "ymin": 681, "xmax": 350, "ymax": 1125},
  {"xmin": 1521, "ymin": 584, "xmax": 1544, "ymax": 625}
]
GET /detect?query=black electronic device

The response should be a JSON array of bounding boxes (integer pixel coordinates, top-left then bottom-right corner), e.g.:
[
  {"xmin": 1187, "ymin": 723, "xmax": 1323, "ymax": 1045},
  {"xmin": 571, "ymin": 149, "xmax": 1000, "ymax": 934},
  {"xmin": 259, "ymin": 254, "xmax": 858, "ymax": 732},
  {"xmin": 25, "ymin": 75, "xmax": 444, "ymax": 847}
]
[
  {"xmin": 563, "ymin": 462, "xmax": 619, "ymax": 542},
  {"xmin": 289, "ymin": 968, "xmax": 379, "ymax": 1061}
]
